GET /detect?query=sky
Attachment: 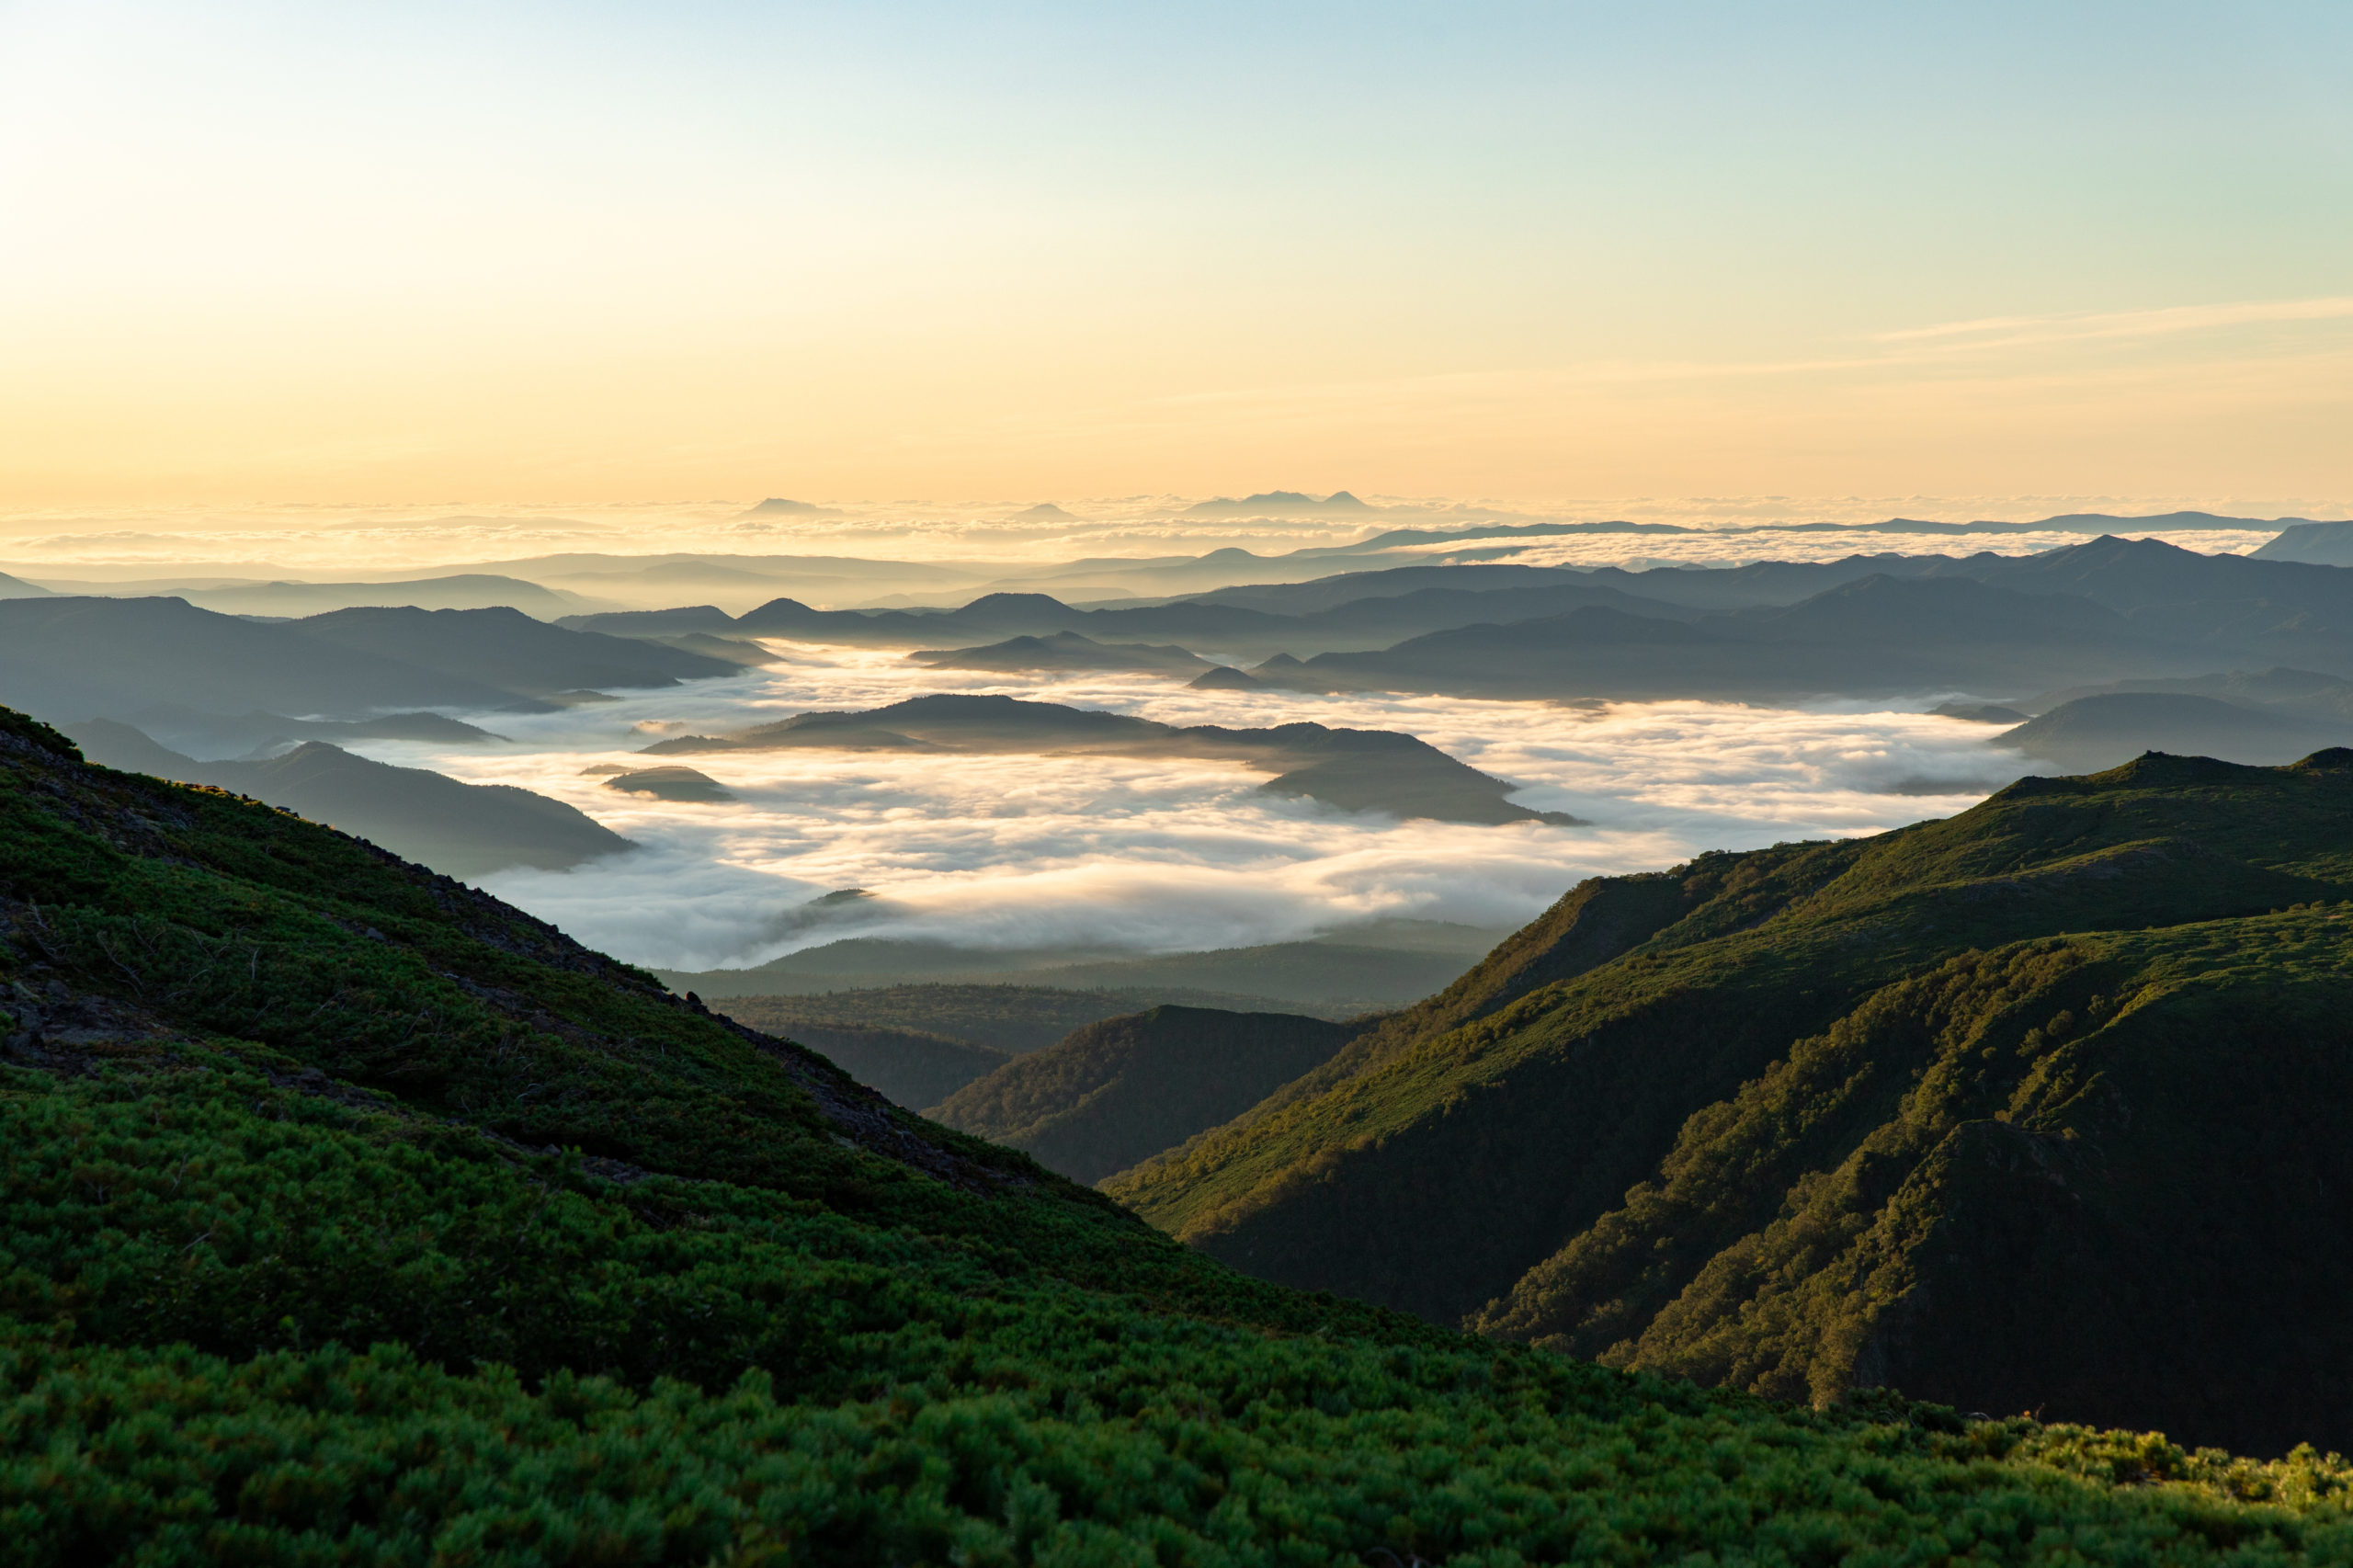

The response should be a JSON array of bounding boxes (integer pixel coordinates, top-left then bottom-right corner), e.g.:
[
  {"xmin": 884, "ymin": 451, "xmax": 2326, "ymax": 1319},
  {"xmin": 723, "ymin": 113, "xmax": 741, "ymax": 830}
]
[{"xmin": 3, "ymin": 2, "xmax": 2349, "ymax": 509}]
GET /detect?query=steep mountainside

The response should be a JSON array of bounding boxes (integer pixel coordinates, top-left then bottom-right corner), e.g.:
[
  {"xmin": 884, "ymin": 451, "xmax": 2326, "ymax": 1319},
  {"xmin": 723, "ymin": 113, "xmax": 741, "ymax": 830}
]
[
  {"xmin": 1108, "ymin": 750, "xmax": 2353, "ymax": 1451},
  {"xmin": 929, "ymin": 1006, "xmax": 1358, "ymax": 1184},
  {"xmin": 15, "ymin": 704, "xmax": 2347, "ymax": 1558}
]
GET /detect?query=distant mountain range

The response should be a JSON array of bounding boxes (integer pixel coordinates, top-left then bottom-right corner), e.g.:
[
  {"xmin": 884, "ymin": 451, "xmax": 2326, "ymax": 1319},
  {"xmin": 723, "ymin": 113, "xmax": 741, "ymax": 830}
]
[{"xmin": 559, "ymin": 536, "xmax": 2353, "ymax": 697}]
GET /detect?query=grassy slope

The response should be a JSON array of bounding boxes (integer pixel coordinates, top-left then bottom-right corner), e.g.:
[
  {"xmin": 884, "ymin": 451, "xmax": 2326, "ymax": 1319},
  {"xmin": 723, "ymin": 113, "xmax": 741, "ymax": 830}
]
[
  {"xmin": 1106, "ymin": 756, "xmax": 2353, "ymax": 1418},
  {"xmin": 11, "ymin": 709, "xmax": 2353, "ymax": 1560}
]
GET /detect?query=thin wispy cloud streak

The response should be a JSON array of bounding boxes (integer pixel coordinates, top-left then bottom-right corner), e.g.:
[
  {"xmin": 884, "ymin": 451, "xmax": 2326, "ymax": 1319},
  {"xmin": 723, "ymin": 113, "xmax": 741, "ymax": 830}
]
[{"xmin": 1876, "ymin": 295, "xmax": 2353, "ymax": 348}]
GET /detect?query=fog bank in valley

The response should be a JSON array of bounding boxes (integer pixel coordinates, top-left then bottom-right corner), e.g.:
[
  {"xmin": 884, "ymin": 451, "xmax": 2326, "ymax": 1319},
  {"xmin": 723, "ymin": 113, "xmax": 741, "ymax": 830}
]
[{"xmin": 340, "ymin": 644, "xmax": 2028, "ymax": 971}]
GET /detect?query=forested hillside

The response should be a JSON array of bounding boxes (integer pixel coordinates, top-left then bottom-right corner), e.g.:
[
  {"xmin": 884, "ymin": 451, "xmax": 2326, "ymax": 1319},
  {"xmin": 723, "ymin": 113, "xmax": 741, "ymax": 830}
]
[
  {"xmin": 1108, "ymin": 750, "xmax": 2353, "ymax": 1453},
  {"xmin": 8, "ymin": 703, "xmax": 2353, "ymax": 1560}
]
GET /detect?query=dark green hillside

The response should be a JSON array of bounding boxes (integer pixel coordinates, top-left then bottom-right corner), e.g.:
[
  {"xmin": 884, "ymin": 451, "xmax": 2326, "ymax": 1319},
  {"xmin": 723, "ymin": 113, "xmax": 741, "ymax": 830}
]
[
  {"xmin": 1107, "ymin": 751, "xmax": 2353, "ymax": 1449},
  {"xmin": 18, "ymin": 707, "xmax": 2353, "ymax": 1557},
  {"xmin": 931, "ymin": 1006, "xmax": 1358, "ymax": 1184}
]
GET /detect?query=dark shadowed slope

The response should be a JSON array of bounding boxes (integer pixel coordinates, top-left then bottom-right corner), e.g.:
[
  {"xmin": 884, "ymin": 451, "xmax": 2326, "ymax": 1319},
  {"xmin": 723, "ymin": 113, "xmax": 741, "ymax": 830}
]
[
  {"xmin": 646, "ymin": 693, "xmax": 1577, "ymax": 826},
  {"xmin": 1108, "ymin": 749, "xmax": 2353, "ymax": 1452},
  {"xmin": 63, "ymin": 721, "xmax": 632, "ymax": 879},
  {"xmin": 929, "ymin": 1006, "xmax": 1359, "ymax": 1184},
  {"xmin": 9, "ymin": 701, "xmax": 2353, "ymax": 1555}
]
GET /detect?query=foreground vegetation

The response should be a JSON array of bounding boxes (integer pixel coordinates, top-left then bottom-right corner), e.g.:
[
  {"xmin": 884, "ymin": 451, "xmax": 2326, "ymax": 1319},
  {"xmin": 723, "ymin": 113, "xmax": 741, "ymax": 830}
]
[{"xmin": 6, "ymin": 705, "xmax": 2353, "ymax": 1562}]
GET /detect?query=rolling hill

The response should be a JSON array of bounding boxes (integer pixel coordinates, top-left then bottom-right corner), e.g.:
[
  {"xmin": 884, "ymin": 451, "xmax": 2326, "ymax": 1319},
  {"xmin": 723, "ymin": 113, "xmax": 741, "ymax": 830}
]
[{"xmin": 1107, "ymin": 748, "xmax": 2353, "ymax": 1453}]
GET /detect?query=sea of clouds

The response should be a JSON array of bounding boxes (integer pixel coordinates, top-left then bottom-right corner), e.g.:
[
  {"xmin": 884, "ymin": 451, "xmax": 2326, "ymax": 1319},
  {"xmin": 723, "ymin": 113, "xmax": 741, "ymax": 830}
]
[{"xmin": 345, "ymin": 645, "xmax": 2037, "ymax": 972}]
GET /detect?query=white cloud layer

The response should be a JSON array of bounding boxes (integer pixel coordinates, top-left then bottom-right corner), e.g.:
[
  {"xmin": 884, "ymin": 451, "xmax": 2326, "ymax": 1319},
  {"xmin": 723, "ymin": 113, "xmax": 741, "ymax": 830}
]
[{"xmin": 347, "ymin": 647, "xmax": 2036, "ymax": 971}]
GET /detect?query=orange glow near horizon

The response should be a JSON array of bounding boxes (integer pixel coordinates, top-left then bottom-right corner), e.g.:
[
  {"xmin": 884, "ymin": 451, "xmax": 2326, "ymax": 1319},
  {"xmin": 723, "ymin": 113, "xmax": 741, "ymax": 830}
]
[{"xmin": 2, "ymin": 4, "xmax": 2347, "ymax": 513}]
